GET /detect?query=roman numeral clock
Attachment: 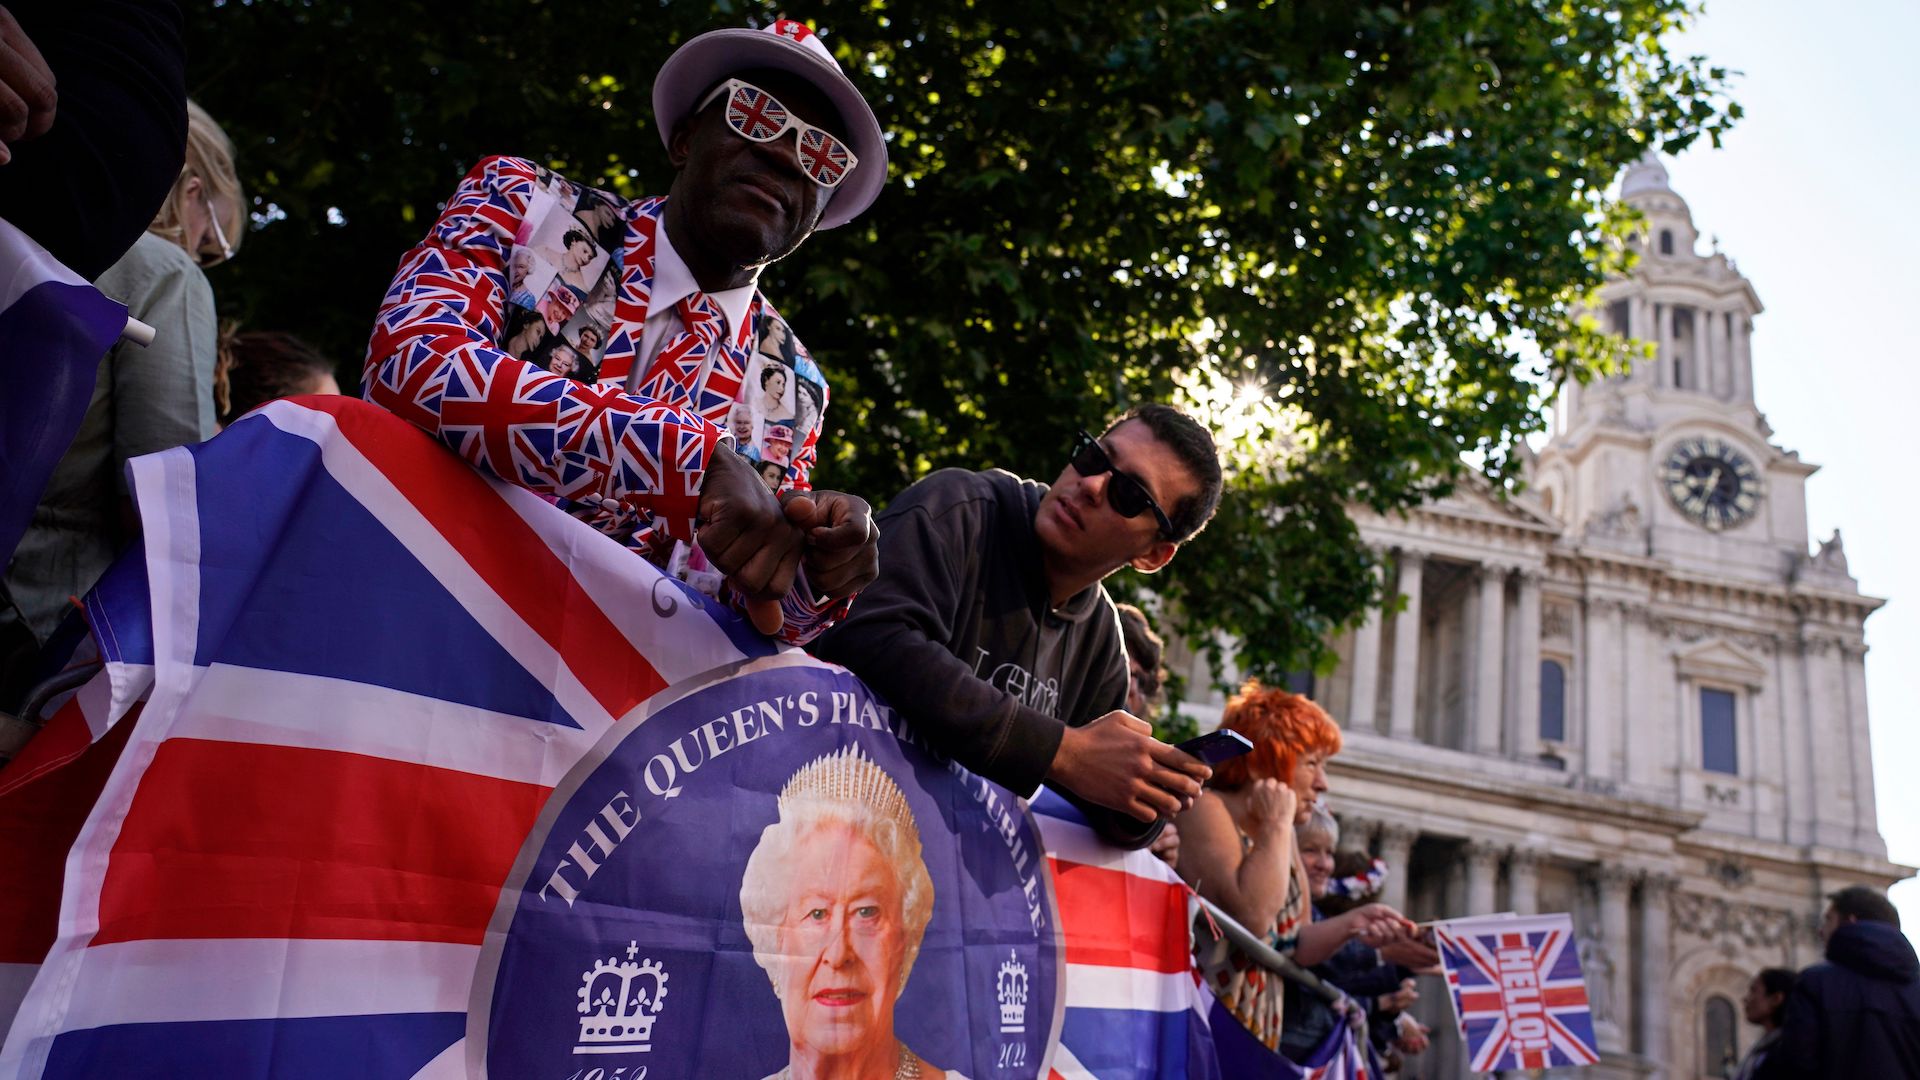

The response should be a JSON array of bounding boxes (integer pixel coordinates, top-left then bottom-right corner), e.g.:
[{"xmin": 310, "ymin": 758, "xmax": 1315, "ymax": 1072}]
[{"xmin": 1660, "ymin": 436, "xmax": 1762, "ymax": 531}]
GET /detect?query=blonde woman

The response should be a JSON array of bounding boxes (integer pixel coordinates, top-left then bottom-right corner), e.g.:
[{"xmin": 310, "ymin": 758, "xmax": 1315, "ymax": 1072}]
[{"xmin": 4, "ymin": 100, "xmax": 243, "ymax": 642}]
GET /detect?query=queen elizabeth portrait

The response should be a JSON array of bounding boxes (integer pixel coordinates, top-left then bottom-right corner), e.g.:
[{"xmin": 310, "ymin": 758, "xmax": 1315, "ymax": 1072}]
[{"xmin": 740, "ymin": 746, "xmax": 970, "ymax": 1080}]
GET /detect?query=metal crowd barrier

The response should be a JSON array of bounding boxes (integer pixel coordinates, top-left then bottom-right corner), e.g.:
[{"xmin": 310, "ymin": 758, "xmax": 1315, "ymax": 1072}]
[
  {"xmin": 0, "ymin": 662, "xmax": 101, "ymax": 763},
  {"xmin": 1192, "ymin": 893, "xmax": 1371, "ymax": 1049}
]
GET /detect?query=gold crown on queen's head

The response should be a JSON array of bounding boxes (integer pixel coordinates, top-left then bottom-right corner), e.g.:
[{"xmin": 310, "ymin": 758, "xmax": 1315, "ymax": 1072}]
[{"xmin": 779, "ymin": 744, "xmax": 916, "ymax": 831}]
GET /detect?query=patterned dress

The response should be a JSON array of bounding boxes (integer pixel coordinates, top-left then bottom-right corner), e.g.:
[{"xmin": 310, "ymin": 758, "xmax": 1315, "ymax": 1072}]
[{"xmin": 1204, "ymin": 826, "xmax": 1312, "ymax": 1050}]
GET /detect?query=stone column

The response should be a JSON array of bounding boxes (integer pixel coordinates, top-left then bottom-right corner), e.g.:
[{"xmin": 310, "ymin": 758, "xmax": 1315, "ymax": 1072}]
[
  {"xmin": 1348, "ymin": 560, "xmax": 1386, "ymax": 734},
  {"xmin": 1584, "ymin": 599, "xmax": 1621, "ymax": 781},
  {"xmin": 1628, "ymin": 296, "xmax": 1650, "ymax": 381},
  {"xmin": 1704, "ymin": 304, "xmax": 1727, "ymax": 399},
  {"xmin": 1643, "ymin": 301, "xmax": 1661, "ymax": 383},
  {"xmin": 1840, "ymin": 643, "xmax": 1880, "ymax": 845},
  {"xmin": 1388, "ymin": 550, "xmax": 1425, "ymax": 741},
  {"xmin": 1472, "ymin": 564, "xmax": 1506, "ymax": 755},
  {"xmin": 1850, "ymin": 656, "xmax": 1882, "ymax": 848},
  {"xmin": 1645, "ymin": 297, "xmax": 1662, "ymax": 383},
  {"xmin": 1734, "ymin": 315, "xmax": 1754, "ymax": 402},
  {"xmin": 1343, "ymin": 815, "xmax": 1382, "ymax": 859},
  {"xmin": 1663, "ymin": 302, "xmax": 1679, "ymax": 387},
  {"xmin": 1621, "ymin": 608, "xmax": 1654, "ymax": 789},
  {"xmin": 1506, "ymin": 849, "xmax": 1542, "ymax": 916},
  {"xmin": 1463, "ymin": 841, "xmax": 1502, "ymax": 916},
  {"xmin": 1513, "ymin": 571, "xmax": 1543, "ymax": 759},
  {"xmin": 1592, "ymin": 865, "xmax": 1636, "ymax": 1052},
  {"xmin": 1778, "ymin": 632, "xmax": 1816, "ymax": 846},
  {"xmin": 1636, "ymin": 873, "xmax": 1677, "ymax": 1073},
  {"xmin": 1378, "ymin": 824, "xmax": 1419, "ymax": 914},
  {"xmin": 1803, "ymin": 636, "xmax": 1852, "ymax": 844}
]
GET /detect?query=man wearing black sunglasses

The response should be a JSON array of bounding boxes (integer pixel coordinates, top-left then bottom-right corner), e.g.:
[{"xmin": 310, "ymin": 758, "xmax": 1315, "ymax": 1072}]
[
  {"xmin": 813, "ymin": 405, "xmax": 1225, "ymax": 847},
  {"xmin": 365, "ymin": 21, "xmax": 884, "ymax": 644}
]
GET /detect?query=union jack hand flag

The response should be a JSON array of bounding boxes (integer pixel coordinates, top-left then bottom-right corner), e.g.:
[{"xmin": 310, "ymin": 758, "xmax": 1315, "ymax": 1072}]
[{"xmin": 1434, "ymin": 913, "xmax": 1600, "ymax": 1072}]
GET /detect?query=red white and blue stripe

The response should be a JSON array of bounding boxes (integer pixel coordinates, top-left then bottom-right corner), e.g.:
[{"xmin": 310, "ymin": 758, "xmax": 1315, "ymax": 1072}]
[
  {"xmin": 0, "ymin": 398, "xmax": 771, "ymax": 1078},
  {"xmin": 1030, "ymin": 790, "xmax": 1221, "ymax": 1080}
]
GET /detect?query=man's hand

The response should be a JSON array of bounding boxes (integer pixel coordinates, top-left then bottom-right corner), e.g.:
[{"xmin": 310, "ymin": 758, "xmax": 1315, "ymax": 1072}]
[
  {"xmin": 1147, "ymin": 821, "xmax": 1180, "ymax": 870},
  {"xmin": 1047, "ymin": 711, "xmax": 1211, "ymax": 823},
  {"xmin": 784, "ymin": 488, "xmax": 878, "ymax": 603},
  {"xmin": 697, "ymin": 448, "xmax": 806, "ymax": 634},
  {"xmin": 0, "ymin": 7, "xmax": 55, "ymax": 165}
]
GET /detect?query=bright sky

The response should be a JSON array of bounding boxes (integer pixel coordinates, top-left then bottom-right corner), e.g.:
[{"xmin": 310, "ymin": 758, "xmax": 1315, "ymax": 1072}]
[{"xmin": 1661, "ymin": 0, "xmax": 1920, "ymax": 932}]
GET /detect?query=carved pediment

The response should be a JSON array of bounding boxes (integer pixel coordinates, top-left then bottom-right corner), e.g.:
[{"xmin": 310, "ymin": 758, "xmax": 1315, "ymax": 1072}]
[
  {"xmin": 1674, "ymin": 640, "xmax": 1768, "ymax": 687},
  {"xmin": 1421, "ymin": 473, "xmax": 1565, "ymax": 533}
]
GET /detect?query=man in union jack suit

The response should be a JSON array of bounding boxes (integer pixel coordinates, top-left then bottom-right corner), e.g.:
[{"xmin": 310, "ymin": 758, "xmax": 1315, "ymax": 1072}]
[{"xmin": 365, "ymin": 20, "xmax": 885, "ymax": 642}]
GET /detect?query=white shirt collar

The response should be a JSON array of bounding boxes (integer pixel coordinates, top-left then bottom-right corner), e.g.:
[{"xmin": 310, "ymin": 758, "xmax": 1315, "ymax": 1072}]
[{"xmin": 651, "ymin": 217, "xmax": 758, "ymax": 341}]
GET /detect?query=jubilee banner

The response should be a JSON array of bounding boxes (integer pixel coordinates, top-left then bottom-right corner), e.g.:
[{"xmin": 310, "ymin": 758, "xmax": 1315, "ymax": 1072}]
[
  {"xmin": 1432, "ymin": 913, "xmax": 1600, "ymax": 1072},
  {"xmin": 0, "ymin": 398, "xmax": 1217, "ymax": 1079}
]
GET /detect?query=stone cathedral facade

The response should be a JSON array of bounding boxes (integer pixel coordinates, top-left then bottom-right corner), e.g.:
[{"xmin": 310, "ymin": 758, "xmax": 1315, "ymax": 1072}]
[{"xmin": 1165, "ymin": 154, "xmax": 1910, "ymax": 1079}]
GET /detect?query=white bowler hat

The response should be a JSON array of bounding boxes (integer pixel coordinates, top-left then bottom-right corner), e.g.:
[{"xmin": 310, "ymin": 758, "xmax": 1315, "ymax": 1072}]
[{"xmin": 653, "ymin": 20, "xmax": 887, "ymax": 231}]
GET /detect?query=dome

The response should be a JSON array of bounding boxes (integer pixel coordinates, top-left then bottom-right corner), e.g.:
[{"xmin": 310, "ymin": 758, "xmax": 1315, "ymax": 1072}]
[{"xmin": 1620, "ymin": 149, "xmax": 1672, "ymax": 198}]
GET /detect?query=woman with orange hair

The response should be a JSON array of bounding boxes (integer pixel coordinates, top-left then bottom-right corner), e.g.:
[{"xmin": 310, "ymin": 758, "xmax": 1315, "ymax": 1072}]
[{"xmin": 1176, "ymin": 681, "xmax": 1417, "ymax": 1049}]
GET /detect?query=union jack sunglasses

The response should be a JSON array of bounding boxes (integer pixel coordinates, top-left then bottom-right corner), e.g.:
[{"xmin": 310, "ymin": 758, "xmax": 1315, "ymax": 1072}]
[{"xmin": 695, "ymin": 78, "xmax": 859, "ymax": 189}]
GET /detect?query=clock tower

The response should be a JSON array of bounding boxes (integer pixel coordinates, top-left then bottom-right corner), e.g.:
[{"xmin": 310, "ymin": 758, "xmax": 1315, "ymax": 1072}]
[
  {"xmin": 1532, "ymin": 151, "xmax": 1814, "ymax": 583},
  {"xmin": 1166, "ymin": 147, "xmax": 1904, "ymax": 1080}
]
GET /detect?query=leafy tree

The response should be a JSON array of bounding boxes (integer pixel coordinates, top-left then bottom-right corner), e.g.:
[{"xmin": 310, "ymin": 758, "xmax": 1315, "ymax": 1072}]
[{"xmin": 186, "ymin": 0, "xmax": 1735, "ymax": 691}]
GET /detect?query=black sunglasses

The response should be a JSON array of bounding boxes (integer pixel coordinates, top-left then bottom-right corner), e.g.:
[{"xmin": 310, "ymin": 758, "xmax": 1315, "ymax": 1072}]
[{"xmin": 1069, "ymin": 431, "xmax": 1176, "ymax": 538}]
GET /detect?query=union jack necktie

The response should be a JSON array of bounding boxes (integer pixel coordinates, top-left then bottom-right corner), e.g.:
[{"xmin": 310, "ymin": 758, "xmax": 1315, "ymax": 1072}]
[{"xmin": 634, "ymin": 293, "xmax": 725, "ymax": 411}]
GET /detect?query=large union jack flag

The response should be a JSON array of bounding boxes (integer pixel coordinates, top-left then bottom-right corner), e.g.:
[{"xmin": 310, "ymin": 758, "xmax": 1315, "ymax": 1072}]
[
  {"xmin": 1434, "ymin": 914, "xmax": 1599, "ymax": 1072},
  {"xmin": 0, "ymin": 399, "xmax": 1225, "ymax": 1079}
]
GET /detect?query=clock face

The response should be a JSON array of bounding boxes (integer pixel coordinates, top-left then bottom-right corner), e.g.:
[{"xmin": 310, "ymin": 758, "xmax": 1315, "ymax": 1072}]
[{"xmin": 1660, "ymin": 436, "xmax": 1761, "ymax": 531}]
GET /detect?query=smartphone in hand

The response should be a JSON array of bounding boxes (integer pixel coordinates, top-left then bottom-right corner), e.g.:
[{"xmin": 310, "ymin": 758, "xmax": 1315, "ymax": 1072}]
[{"xmin": 1175, "ymin": 729, "xmax": 1254, "ymax": 764}]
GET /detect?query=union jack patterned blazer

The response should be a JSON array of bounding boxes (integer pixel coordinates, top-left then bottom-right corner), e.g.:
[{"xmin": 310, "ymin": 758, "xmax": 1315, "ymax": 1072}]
[{"xmin": 364, "ymin": 155, "xmax": 842, "ymax": 642}]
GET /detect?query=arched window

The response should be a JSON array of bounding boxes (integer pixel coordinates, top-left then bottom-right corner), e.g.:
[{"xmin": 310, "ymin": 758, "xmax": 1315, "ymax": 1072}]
[
  {"xmin": 1703, "ymin": 995, "xmax": 1738, "ymax": 1075},
  {"xmin": 1539, "ymin": 660, "xmax": 1566, "ymax": 742},
  {"xmin": 1660, "ymin": 229, "xmax": 1675, "ymax": 255},
  {"xmin": 1701, "ymin": 688, "xmax": 1738, "ymax": 774}
]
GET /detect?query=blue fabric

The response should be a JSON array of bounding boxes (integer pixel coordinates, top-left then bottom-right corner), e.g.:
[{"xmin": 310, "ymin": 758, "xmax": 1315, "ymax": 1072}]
[
  {"xmin": 43, "ymin": 1012, "xmax": 464, "ymax": 1079},
  {"xmin": 0, "ymin": 279, "xmax": 126, "ymax": 566}
]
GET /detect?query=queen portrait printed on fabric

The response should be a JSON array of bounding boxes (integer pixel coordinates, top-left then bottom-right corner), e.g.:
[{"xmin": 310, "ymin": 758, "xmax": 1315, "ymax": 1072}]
[
  {"xmin": 741, "ymin": 747, "xmax": 969, "ymax": 1080},
  {"xmin": 737, "ymin": 315, "xmax": 825, "ymax": 492},
  {"xmin": 474, "ymin": 654, "xmax": 1059, "ymax": 1078}
]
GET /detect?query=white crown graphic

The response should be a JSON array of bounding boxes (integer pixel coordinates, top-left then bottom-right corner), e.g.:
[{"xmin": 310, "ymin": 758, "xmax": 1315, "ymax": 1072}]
[
  {"xmin": 996, "ymin": 949, "xmax": 1030, "ymax": 1034},
  {"xmin": 574, "ymin": 942, "xmax": 669, "ymax": 1055}
]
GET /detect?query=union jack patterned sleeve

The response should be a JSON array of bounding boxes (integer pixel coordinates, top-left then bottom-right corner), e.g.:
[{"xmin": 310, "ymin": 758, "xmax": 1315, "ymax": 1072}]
[{"xmin": 363, "ymin": 155, "xmax": 721, "ymax": 543}]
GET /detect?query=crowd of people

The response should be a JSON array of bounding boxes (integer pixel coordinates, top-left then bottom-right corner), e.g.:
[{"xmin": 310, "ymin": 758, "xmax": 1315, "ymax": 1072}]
[{"xmin": 1, "ymin": 6, "xmax": 1914, "ymax": 1078}]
